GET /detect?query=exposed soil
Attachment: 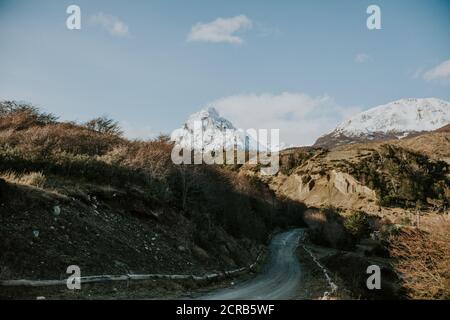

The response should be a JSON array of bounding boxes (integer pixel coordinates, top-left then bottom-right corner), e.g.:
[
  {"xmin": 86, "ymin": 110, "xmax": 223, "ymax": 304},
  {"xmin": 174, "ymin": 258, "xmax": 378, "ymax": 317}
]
[{"xmin": 0, "ymin": 179, "xmax": 261, "ymax": 282}]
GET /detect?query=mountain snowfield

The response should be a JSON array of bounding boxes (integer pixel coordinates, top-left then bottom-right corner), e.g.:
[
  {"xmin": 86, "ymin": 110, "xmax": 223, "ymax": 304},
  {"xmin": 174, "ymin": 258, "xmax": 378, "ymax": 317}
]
[
  {"xmin": 315, "ymin": 98, "xmax": 450, "ymax": 148},
  {"xmin": 171, "ymin": 107, "xmax": 270, "ymax": 152},
  {"xmin": 335, "ymin": 98, "xmax": 450, "ymax": 136}
]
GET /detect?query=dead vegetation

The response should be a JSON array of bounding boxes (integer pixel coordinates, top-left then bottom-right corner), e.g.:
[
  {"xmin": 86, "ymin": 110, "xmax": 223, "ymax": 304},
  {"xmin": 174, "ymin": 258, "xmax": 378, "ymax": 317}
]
[
  {"xmin": 303, "ymin": 206, "xmax": 450, "ymax": 299},
  {"xmin": 388, "ymin": 219, "xmax": 450, "ymax": 299}
]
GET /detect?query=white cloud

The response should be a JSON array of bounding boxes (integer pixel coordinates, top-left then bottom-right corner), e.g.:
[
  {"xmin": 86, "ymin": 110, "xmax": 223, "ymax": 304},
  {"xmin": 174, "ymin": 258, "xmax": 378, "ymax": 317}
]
[
  {"xmin": 187, "ymin": 15, "xmax": 252, "ymax": 44},
  {"xmin": 355, "ymin": 53, "xmax": 369, "ymax": 64},
  {"xmin": 423, "ymin": 60, "xmax": 450, "ymax": 83},
  {"xmin": 91, "ymin": 13, "xmax": 130, "ymax": 38},
  {"xmin": 208, "ymin": 92, "xmax": 362, "ymax": 147}
]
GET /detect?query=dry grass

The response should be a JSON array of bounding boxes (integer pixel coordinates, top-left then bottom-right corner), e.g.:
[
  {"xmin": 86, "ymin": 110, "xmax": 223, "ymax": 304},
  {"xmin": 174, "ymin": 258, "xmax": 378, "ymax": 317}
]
[
  {"xmin": 388, "ymin": 217, "xmax": 450, "ymax": 299},
  {"xmin": 0, "ymin": 170, "xmax": 46, "ymax": 188}
]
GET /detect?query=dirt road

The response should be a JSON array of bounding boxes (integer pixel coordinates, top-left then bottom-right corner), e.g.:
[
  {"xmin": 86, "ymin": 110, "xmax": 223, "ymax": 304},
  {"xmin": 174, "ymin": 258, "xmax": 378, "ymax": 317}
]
[{"xmin": 200, "ymin": 229, "xmax": 304, "ymax": 300}]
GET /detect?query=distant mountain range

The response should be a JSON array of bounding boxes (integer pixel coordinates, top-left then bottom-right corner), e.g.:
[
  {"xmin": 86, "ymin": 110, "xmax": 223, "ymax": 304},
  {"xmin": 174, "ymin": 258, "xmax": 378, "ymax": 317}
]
[
  {"xmin": 314, "ymin": 98, "xmax": 450, "ymax": 148},
  {"xmin": 172, "ymin": 98, "xmax": 450, "ymax": 151}
]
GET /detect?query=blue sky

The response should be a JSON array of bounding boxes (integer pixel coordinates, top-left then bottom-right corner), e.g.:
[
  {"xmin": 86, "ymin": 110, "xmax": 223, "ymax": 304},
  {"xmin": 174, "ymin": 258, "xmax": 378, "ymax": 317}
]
[{"xmin": 0, "ymin": 0, "xmax": 449, "ymax": 145}]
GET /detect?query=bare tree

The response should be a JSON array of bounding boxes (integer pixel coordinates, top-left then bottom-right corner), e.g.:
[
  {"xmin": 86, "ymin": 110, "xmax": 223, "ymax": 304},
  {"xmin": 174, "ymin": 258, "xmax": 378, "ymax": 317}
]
[{"xmin": 84, "ymin": 116, "xmax": 123, "ymax": 136}]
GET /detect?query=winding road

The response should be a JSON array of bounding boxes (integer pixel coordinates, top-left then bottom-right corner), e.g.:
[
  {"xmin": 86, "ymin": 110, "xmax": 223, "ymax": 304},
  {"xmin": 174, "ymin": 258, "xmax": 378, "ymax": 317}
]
[{"xmin": 200, "ymin": 229, "xmax": 305, "ymax": 300}]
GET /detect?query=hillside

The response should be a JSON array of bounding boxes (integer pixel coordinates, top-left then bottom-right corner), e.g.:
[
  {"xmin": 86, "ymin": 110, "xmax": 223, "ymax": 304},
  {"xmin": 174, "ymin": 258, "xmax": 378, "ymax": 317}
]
[
  {"xmin": 262, "ymin": 134, "xmax": 450, "ymax": 215},
  {"xmin": 242, "ymin": 133, "xmax": 450, "ymax": 299},
  {"xmin": 393, "ymin": 131, "xmax": 450, "ymax": 165},
  {"xmin": 0, "ymin": 102, "xmax": 306, "ymax": 297}
]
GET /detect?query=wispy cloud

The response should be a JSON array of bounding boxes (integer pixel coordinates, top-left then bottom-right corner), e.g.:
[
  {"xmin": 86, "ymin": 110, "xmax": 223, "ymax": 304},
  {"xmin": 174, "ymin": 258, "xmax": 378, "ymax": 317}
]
[
  {"xmin": 208, "ymin": 92, "xmax": 362, "ymax": 146},
  {"xmin": 423, "ymin": 60, "xmax": 450, "ymax": 84},
  {"xmin": 91, "ymin": 12, "xmax": 130, "ymax": 38},
  {"xmin": 355, "ymin": 53, "xmax": 370, "ymax": 64},
  {"xmin": 187, "ymin": 15, "xmax": 252, "ymax": 44}
]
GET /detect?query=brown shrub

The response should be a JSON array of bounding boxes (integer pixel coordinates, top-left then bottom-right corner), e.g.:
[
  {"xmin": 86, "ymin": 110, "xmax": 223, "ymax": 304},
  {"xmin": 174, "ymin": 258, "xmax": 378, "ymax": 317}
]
[
  {"xmin": 111, "ymin": 135, "xmax": 175, "ymax": 181},
  {"xmin": 388, "ymin": 219, "xmax": 450, "ymax": 299},
  {"xmin": 0, "ymin": 122, "xmax": 123, "ymax": 156},
  {"xmin": 0, "ymin": 101, "xmax": 56, "ymax": 131}
]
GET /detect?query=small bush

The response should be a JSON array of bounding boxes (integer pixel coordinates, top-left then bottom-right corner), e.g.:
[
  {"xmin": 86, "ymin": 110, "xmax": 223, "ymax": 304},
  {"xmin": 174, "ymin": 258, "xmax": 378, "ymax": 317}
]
[{"xmin": 344, "ymin": 211, "xmax": 370, "ymax": 238}]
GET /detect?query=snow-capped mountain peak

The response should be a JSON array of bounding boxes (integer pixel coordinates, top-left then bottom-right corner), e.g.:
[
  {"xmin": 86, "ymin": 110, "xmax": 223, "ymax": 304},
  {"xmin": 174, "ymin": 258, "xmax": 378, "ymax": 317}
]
[
  {"xmin": 184, "ymin": 107, "xmax": 235, "ymax": 132},
  {"xmin": 171, "ymin": 107, "xmax": 281, "ymax": 152},
  {"xmin": 171, "ymin": 107, "xmax": 250, "ymax": 151},
  {"xmin": 314, "ymin": 98, "xmax": 450, "ymax": 148}
]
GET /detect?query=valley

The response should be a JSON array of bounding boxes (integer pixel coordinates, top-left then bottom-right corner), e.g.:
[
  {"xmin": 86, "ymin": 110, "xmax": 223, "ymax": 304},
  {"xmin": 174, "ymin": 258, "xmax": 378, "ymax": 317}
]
[{"xmin": 0, "ymin": 99, "xmax": 449, "ymax": 300}]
